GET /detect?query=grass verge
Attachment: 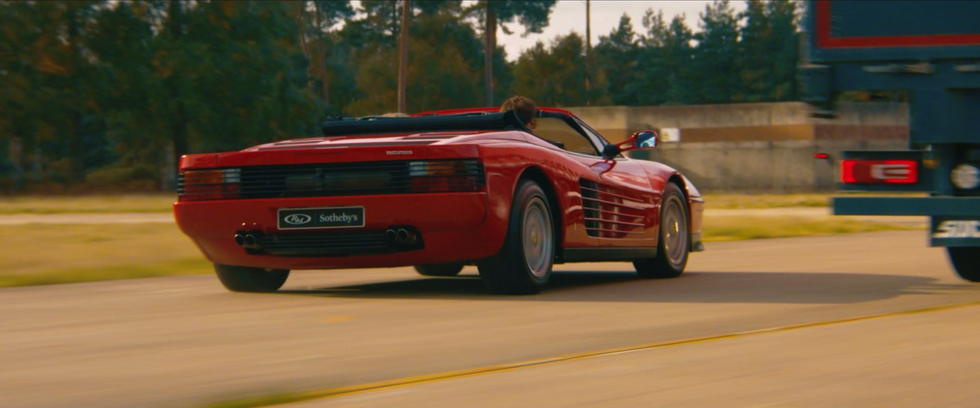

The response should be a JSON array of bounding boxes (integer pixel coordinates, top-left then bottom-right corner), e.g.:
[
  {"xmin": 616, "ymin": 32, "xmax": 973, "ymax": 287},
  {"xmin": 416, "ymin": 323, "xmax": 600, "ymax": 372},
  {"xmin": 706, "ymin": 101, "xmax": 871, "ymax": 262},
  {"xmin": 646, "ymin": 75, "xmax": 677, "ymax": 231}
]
[
  {"xmin": 0, "ymin": 223, "xmax": 210, "ymax": 288},
  {"xmin": 0, "ymin": 194, "xmax": 175, "ymax": 214},
  {"xmin": 701, "ymin": 192, "xmax": 926, "ymax": 210},
  {"xmin": 0, "ymin": 258, "xmax": 212, "ymax": 288},
  {"xmin": 702, "ymin": 215, "xmax": 921, "ymax": 242}
]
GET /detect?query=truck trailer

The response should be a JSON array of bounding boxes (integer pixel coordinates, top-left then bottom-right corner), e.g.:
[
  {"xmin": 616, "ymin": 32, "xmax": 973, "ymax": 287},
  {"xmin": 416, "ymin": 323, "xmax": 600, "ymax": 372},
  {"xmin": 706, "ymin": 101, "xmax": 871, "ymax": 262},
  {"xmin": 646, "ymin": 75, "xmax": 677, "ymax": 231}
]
[{"xmin": 801, "ymin": 0, "xmax": 980, "ymax": 281}]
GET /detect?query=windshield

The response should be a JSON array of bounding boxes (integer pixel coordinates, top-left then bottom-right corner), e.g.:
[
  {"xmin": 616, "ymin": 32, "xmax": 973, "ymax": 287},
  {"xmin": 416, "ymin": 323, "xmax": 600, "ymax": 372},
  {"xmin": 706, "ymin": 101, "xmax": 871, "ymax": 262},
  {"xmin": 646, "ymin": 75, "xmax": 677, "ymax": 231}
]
[{"xmin": 531, "ymin": 112, "xmax": 610, "ymax": 156}]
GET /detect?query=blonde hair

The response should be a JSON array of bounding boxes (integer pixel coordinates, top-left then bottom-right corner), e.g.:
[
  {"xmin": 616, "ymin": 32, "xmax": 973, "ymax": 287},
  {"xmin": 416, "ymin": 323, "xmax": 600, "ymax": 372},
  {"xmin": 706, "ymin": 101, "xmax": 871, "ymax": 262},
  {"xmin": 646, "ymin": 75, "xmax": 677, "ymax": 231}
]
[{"xmin": 382, "ymin": 112, "xmax": 409, "ymax": 117}]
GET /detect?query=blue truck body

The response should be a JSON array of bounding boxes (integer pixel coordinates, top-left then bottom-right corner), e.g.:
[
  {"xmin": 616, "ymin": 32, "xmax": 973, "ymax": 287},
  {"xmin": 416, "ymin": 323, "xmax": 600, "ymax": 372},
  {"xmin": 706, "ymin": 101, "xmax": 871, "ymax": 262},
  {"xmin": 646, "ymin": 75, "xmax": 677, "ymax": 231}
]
[{"xmin": 801, "ymin": 0, "xmax": 980, "ymax": 280}]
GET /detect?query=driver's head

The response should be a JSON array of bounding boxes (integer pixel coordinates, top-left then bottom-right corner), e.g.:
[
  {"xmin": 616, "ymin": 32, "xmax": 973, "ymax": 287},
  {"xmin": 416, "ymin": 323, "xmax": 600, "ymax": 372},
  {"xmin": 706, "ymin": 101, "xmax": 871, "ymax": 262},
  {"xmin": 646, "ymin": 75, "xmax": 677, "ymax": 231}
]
[{"xmin": 500, "ymin": 96, "xmax": 537, "ymax": 129}]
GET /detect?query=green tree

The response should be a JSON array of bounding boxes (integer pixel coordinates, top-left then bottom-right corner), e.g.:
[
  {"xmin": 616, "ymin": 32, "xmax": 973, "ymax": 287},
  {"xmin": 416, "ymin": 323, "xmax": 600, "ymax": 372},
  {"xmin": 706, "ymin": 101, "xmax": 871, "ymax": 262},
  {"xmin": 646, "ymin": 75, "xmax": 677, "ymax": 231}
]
[
  {"xmin": 86, "ymin": 0, "xmax": 168, "ymax": 183},
  {"xmin": 635, "ymin": 9, "xmax": 695, "ymax": 105},
  {"xmin": 345, "ymin": 1, "xmax": 487, "ymax": 115},
  {"xmin": 595, "ymin": 14, "xmax": 640, "ymax": 105},
  {"xmin": 690, "ymin": 0, "xmax": 740, "ymax": 104},
  {"xmin": 179, "ymin": 1, "xmax": 320, "ymax": 153},
  {"xmin": 1, "ymin": 0, "xmax": 325, "ymax": 191},
  {"xmin": 470, "ymin": 0, "xmax": 556, "ymax": 106},
  {"xmin": 511, "ymin": 33, "xmax": 609, "ymax": 107},
  {"xmin": 0, "ymin": 1, "xmax": 107, "ymax": 185},
  {"xmin": 299, "ymin": 1, "xmax": 355, "ymax": 107},
  {"xmin": 738, "ymin": 0, "xmax": 801, "ymax": 102}
]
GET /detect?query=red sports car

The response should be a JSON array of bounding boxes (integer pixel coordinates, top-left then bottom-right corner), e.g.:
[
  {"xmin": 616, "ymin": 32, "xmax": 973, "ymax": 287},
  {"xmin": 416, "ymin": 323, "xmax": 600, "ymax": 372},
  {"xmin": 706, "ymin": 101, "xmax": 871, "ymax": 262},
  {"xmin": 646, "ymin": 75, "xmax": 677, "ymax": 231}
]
[{"xmin": 174, "ymin": 107, "xmax": 705, "ymax": 294}]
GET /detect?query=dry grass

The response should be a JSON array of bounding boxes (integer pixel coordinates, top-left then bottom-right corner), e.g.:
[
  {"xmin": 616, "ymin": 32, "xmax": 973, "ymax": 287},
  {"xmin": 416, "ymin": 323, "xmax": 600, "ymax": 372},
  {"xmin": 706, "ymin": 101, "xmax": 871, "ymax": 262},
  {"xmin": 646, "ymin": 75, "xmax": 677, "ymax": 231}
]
[
  {"xmin": 0, "ymin": 223, "xmax": 210, "ymax": 288},
  {"xmin": 701, "ymin": 192, "xmax": 927, "ymax": 210},
  {"xmin": 0, "ymin": 194, "xmax": 175, "ymax": 214},
  {"xmin": 702, "ymin": 215, "xmax": 921, "ymax": 242}
]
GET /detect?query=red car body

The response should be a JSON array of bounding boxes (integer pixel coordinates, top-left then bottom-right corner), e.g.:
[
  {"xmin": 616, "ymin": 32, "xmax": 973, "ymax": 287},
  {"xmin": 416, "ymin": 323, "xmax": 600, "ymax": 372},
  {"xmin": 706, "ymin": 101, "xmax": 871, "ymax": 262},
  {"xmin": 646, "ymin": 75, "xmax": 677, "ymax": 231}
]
[{"xmin": 174, "ymin": 107, "xmax": 704, "ymax": 293}]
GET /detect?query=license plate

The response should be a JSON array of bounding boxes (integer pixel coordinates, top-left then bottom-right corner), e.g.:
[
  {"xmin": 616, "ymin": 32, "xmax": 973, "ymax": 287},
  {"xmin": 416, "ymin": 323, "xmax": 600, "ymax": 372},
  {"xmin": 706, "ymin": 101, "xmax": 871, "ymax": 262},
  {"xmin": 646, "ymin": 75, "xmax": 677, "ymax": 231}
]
[{"xmin": 278, "ymin": 206, "xmax": 365, "ymax": 230}]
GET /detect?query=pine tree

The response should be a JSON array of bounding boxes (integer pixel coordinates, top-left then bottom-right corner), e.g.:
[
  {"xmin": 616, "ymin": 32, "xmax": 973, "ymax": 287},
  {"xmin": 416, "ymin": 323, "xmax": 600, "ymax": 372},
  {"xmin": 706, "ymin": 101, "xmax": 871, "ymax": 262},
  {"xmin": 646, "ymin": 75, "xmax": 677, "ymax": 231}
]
[
  {"xmin": 595, "ymin": 14, "xmax": 640, "ymax": 105},
  {"xmin": 470, "ymin": 0, "xmax": 556, "ymax": 106},
  {"xmin": 691, "ymin": 0, "xmax": 740, "ymax": 104},
  {"xmin": 738, "ymin": 0, "xmax": 801, "ymax": 102}
]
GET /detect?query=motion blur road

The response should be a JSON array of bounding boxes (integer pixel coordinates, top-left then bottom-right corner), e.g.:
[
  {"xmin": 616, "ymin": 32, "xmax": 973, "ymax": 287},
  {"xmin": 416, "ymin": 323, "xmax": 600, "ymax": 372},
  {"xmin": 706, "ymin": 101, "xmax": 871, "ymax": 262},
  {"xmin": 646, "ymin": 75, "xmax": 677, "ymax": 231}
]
[{"xmin": 2, "ymin": 230, "xmax": 979, "ymax": 408}]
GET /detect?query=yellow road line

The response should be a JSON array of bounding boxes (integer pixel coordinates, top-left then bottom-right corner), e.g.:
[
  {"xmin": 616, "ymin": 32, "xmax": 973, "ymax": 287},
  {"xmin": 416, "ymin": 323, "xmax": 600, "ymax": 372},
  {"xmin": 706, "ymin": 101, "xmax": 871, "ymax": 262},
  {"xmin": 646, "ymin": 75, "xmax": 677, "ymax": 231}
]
[
  {"xmin": 265, "ymin": 300, "xmax": 980, "ymax": 407},
  {"xmin": 321, "ymin": 316, "xmax": 354, "ymax": 324}
]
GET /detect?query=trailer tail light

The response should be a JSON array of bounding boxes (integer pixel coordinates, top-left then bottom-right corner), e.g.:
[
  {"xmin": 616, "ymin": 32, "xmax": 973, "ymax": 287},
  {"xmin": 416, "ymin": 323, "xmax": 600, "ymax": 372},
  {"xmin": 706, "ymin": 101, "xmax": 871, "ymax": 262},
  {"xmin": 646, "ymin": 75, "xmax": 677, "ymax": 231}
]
[
  {"xmin": 841, "ymin": 160, "xmax": 918, "ymax": 184},
  {"xmin": 178, "ymin": 168, "xmax": 242, "ymax": 202}
]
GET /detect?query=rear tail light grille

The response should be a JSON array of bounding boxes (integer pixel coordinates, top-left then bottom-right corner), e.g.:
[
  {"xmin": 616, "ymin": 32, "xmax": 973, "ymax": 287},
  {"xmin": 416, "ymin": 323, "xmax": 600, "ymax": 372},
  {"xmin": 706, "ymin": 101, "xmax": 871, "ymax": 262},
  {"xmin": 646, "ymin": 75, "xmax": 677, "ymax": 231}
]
[{"xmin": 177, "ymin": 160, "xmax": 485, "ymax": 201}]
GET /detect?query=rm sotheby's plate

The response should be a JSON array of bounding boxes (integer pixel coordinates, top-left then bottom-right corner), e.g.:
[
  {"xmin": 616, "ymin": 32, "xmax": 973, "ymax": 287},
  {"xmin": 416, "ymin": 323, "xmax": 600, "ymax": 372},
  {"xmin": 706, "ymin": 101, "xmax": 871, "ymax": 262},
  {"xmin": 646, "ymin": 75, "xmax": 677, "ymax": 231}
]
[{"xmin": 277, "ymin": 206, "xmax": 365, "ymax": 230}]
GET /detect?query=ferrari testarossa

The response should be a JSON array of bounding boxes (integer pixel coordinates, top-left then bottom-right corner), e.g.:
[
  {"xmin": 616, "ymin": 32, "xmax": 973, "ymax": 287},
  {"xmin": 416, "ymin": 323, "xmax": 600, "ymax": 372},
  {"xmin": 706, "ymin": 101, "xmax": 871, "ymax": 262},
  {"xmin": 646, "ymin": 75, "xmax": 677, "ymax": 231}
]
[{"xmin": 174, "ymin": 108, "xmax": 705, "ymax": 294}]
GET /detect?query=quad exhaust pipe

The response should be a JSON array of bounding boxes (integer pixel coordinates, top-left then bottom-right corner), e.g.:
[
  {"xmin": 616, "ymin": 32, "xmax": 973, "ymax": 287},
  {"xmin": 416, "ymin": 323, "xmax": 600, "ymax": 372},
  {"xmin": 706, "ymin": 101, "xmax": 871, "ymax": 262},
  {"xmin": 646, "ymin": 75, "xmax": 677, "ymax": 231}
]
[
  {"xmin": 386, "ymin": 228, "xmax": 418, "ymax": 244},
  {"xmin": 236, "ymin": 227, "xmax": 419, "ymax": 250},
  {"xmin": 234, "ymin": 231, "xmax": 263, "ymax": 249}
]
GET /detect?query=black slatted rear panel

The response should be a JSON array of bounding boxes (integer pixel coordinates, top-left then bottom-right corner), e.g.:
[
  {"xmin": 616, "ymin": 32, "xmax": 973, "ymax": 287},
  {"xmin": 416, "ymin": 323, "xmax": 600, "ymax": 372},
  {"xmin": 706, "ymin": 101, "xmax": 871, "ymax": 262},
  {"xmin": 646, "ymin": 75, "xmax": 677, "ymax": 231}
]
[{"xmin": 179, "ymin": 160, "xmax": 485, "ymax": 199}]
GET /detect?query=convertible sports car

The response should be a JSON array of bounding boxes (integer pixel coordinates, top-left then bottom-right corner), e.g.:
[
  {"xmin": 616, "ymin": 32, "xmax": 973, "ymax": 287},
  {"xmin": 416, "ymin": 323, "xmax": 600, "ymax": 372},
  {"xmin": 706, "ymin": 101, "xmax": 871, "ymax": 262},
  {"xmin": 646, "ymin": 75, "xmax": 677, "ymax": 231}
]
[{"xmin": 174, "ymin": 107, "xmax": 704, "ymax": 294}]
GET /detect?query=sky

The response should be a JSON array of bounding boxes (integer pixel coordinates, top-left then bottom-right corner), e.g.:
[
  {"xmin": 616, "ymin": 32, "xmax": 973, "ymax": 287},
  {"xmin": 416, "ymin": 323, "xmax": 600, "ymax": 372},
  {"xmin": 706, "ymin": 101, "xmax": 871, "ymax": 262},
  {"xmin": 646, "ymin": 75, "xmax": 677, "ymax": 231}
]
[{"xmin": 490, "ymin": 1, "xmax": 748, "ymax": 61}]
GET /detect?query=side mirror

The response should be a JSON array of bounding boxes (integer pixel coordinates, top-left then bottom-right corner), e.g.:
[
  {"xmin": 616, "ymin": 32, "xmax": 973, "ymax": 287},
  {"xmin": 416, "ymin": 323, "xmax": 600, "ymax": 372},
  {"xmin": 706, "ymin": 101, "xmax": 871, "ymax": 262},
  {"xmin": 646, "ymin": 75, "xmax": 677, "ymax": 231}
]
[
  {"xmin": 604, "ymin": 130, "xmax": 658, "ymax": 158},
  {"xmin": 632, "ymin": 130, "xmax": 658, "ymax": 149}
]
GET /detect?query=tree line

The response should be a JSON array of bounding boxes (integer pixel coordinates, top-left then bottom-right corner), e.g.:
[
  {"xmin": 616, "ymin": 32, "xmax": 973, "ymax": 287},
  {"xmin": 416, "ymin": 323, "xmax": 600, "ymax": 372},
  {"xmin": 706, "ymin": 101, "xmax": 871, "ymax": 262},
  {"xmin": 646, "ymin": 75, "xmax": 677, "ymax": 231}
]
[{"xmin": 0, "ymin": 0, "xmax": 800, "ymax": 192}]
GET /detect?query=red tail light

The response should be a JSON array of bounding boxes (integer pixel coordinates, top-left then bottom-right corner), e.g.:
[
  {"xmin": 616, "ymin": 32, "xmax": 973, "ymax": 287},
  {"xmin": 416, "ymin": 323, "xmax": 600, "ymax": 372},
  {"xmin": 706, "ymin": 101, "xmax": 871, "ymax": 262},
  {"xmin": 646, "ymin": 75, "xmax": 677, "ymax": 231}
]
[
  {"xmin": 178, "ymin": 168, "xmax": 242, "ymax": 201},
  {"xmin": 841, "ymin": 160, "xmax": 917, "ymax": 184},
  {"xmin": 408, "ymin": 160, "xmax": 485, "ymax": 193}
]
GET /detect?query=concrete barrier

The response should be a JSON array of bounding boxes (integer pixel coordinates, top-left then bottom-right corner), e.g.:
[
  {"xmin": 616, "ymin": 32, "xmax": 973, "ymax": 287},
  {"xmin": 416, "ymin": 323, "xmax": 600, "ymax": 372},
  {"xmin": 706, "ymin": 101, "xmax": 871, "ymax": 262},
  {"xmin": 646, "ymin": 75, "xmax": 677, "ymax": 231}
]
[
  {"xmin": 567, "ymin": 102, "xmax": 911, "ymax": 192},
  {"xmin": 631, "ymin": 140, "xmax": 907, "ymax": 192}
]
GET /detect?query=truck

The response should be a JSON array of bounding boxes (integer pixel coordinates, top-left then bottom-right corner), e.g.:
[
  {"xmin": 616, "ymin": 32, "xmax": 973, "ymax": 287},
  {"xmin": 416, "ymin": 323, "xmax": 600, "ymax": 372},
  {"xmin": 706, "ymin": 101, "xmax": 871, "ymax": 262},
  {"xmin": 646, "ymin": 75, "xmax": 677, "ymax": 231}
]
[{"xmin": 801, "ymin": 0, "xmax": 980, "ymax": 281}]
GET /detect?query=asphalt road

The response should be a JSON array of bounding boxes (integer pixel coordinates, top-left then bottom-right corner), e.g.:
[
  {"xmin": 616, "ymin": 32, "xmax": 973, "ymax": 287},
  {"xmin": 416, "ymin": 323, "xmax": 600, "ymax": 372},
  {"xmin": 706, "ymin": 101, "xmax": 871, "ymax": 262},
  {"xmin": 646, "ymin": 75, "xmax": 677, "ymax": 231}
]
[{"xmin": 2, "ymin": 230, "xmax": 978, "ymax": 408}]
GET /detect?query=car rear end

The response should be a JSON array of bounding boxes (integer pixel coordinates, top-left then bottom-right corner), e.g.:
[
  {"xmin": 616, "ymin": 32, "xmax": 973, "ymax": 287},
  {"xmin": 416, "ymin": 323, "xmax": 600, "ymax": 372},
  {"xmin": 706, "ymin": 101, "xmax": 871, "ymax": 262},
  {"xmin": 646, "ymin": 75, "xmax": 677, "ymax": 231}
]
[{"xmin": 174, "ymin": 142, "xmax": 506, "ymax": 271}]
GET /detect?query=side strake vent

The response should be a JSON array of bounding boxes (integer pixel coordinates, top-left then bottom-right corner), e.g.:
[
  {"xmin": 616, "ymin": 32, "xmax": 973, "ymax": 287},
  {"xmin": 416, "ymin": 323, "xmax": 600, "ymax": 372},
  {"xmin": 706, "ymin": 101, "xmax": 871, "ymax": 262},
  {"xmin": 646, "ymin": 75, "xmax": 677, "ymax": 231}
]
[
  {"xmin": 178, "ymin": 159, "xmax": 485, "ymax": 201},
  {"xmin": 579, "ymin": 179, "xmax": 650, "ymax": 239}
]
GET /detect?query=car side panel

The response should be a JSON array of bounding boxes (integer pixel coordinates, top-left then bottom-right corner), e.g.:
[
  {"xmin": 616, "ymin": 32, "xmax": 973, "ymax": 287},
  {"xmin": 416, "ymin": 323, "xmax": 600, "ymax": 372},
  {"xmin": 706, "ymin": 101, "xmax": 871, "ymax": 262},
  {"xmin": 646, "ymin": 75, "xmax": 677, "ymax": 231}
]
[
  {"xmin": 636, "ymin": 160, "xmax": 706, "ymax": 249},
  {"xmin": 478, "ymin": 142, "xmax": 598, "ymax": 250},
  {"xmin": 578, "ymin": 157, "xmax": 660, "ymax": 247}
]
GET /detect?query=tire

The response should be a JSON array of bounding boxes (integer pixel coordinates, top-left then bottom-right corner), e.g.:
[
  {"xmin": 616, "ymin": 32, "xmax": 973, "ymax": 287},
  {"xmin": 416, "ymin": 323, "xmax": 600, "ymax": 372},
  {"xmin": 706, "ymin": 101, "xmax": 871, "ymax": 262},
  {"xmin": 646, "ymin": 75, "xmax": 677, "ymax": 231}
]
[
  {"xmin": 414, "ymin": 263, "xmax": 465, "ymax": 277},
  {"xmin": 214, "ymin": 264, "xmax": 290, "ymax": 293},
  {"xmin": 478, "ymin": 180, "xmax": 555, "ymax": 294},
  {"xmin": 947, "ymin": 247, "xmax": 980, "ymax": 282},
  {"xmin": 634, "ymin": 182, "xmax": 689, "ymax": 279}
]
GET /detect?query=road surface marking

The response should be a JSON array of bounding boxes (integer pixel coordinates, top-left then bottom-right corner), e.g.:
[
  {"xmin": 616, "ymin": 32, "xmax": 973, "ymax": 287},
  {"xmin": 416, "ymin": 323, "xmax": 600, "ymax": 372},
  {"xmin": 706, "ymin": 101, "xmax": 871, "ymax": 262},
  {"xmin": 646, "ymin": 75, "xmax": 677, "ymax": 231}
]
[
  {"xmin": 253, "ymin": 300, "xmax": 980, "ymax": 407},
  {"xmin": 321, "ymin": 316, "xmax": 354, "ymax": 324}
]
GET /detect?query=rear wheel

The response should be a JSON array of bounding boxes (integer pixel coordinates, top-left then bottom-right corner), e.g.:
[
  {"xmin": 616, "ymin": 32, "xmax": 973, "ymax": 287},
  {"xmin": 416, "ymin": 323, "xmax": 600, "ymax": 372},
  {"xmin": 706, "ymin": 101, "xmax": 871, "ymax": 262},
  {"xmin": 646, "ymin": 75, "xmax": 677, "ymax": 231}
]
[
  {"xmin": 214, "ymin": 264, "xmax": 290, "ymax": 292},
  {"xmin": 478, "ymin": 180, "xmax": 554, "ymax": 295},
  {"xmin": 947, "ymin": 247, "xmax": 980, "ymax": 282},
  {"xmin": 414, "ymin": 263, "xmax": 465, "ymax": 277},
  {"xmin": 634, "ymin": 183, "xmax": 689, "ymax": 279}
]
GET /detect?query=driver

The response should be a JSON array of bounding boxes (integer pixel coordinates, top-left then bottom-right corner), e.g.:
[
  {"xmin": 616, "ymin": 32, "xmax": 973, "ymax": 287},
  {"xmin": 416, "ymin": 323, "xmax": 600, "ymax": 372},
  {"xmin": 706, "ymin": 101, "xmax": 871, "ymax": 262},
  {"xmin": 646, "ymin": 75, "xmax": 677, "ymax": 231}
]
[{"xmin": 500, "ymin": 96, "xmax": 537, "ymax": 130}]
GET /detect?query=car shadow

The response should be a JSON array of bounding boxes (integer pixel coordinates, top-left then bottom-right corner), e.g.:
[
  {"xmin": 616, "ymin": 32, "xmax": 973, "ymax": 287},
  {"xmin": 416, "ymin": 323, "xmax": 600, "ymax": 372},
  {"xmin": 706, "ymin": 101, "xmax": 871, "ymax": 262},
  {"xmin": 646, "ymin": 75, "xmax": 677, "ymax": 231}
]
[{"xmin": 278, "ymin": 270, "xmax": 957, "ymax": 304}]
